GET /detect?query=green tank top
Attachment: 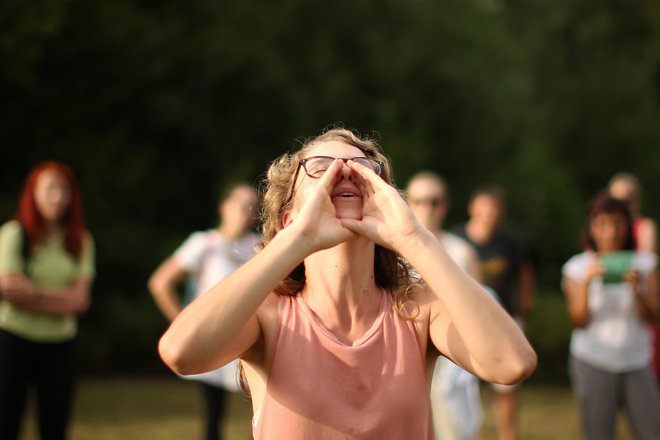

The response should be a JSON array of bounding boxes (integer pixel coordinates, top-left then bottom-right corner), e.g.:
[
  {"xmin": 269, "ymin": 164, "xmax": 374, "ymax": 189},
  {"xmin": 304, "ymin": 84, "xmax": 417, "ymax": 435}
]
[{"xmin": 0, "ymin": 220, "xmax": 95, "ymax": 342}]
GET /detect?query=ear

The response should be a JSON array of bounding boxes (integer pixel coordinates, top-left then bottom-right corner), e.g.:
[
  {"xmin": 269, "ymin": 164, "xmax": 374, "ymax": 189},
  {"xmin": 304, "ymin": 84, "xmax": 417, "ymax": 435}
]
[{"xmin": 281, "ymin": 212, "xmax": 293, "ymax": 229}]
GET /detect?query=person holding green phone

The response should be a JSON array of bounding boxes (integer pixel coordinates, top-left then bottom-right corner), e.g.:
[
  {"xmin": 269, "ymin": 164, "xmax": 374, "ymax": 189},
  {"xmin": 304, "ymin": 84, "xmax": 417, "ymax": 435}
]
[{"xmin": 561, "ymin": 192, "xmax": 660, "ymax": 440}]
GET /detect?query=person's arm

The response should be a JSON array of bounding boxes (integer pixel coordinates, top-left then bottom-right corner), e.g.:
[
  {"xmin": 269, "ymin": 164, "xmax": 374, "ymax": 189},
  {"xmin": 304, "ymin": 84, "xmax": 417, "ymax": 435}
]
[
  {"xmin": 159, "ymin": 160, "xmax": 357, "ymax": 376},
  {"xmin": 341, "ymin": 161, "xmax": 537, "ymax": 385},
  {"xmin": 0, "ymin": 274, "xmax": 91, "ymax": 314},
  {"xmin": 625, "ymin": 267, "xmax": 658, "ymax": 323},
  {"xmin": 0, "ymin": 228, "xmax": 94, "ymax": 315},
  {"xmin": 518, "ymin": 262, "xmax": 535, "ymax": 324},
  {"xmin": 637, "ymin": 218, "xmax": 657, "ymax": 253},
  {"xmin": 148, "ymin": 258, "xmax": 190, "ymax": 322},
  {"xmin": 561, "ymin": 257, "xmax": 603, "ymax": 328}
]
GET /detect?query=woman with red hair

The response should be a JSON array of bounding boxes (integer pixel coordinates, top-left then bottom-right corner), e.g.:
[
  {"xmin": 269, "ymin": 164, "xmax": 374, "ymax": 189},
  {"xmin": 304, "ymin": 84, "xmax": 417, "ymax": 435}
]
[{"xmin": 0, "ymin": 161, "xmax": 95, "ymax": 440}]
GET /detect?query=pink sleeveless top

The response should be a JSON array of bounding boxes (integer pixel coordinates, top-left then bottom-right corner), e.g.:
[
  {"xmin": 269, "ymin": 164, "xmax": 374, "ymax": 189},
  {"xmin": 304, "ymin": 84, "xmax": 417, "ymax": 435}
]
[{"xmin": 253, "ymin": 293, "xmax": 433, "ymax": 439}]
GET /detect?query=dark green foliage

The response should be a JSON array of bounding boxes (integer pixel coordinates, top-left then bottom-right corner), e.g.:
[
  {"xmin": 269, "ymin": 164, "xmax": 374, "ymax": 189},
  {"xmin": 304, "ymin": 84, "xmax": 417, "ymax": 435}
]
[
  {"xmin": 525, "ymin": 290, "xmax": 573, "ymax": 384},
  {"xmin": 1, "ymin": 0, "xmax": 659, "ymax": 381}
]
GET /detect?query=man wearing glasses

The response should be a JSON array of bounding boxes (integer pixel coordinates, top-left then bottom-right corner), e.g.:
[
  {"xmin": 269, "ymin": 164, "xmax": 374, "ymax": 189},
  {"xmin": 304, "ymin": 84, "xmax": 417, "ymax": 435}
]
[{"xmin": 406, "ymin": 171, "xmax": 483, "ymax": 440}]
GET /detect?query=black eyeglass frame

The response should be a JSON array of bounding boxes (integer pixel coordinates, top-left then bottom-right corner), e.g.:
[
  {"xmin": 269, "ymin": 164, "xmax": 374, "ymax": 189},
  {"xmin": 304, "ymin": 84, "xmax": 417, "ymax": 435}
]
[
  {"xmin": 284, "ymin": 155, "xmax": 385, "ymax": 209},
  {"xmin": 299, "ymin": 156, "xmax": 384, "ymax": 179}
]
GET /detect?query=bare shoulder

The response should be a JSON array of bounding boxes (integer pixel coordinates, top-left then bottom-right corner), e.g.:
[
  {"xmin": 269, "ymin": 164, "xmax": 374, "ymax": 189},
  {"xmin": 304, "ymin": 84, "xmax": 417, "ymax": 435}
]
[
  {"xmin": 409, "ymin": 282, "xmax": 445, "ymax": 321},
  {"xmin": 242, "ymin": 292, "xmax": 279, "ymax": 363}
]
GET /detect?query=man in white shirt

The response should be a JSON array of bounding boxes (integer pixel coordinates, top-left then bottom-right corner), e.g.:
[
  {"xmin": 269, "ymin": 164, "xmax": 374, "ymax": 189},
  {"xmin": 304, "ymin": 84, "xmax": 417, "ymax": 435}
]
[{"xmin": 406, "ymin": 171, "xmax": 483, "ymax": 440}]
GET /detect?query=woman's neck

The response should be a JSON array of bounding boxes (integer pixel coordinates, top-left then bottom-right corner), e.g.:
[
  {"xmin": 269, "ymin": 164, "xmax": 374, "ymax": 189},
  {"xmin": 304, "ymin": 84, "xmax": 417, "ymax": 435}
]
[
  {"xmin": 302, "ymin": 239, "xmax": 382, "ymax": 341},
  {"xmin": 40, "ymin": 221, "xmax": 60, "ymax": 238}
]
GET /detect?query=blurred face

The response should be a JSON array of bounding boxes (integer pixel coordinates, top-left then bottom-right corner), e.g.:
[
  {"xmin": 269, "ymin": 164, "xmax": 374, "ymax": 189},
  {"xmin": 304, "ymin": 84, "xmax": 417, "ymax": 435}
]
[
  {"xmin": 468, "ymin": 194, "xmax": 503, "ymax": 230},
  {"xmin": 406, "ymin": 178, "xmax": 447, "ymax": 231},
  {"xmin": 291, "ymin": 141, "xmax": 368, "ymax": 221},
  {"xmin": 590, "ymin": 212, "xmax": 628, "ymax": 252},
  {"xmin": 609, "ymin": 180, "xmax": 637, "ymax": 214},
  {"xmin": 34, "ymin": 170, "xmax": 72, "ymax": 223},
  {"xmin": 220, "ymin": 185, "xmax": 258, "ymax": 232}
]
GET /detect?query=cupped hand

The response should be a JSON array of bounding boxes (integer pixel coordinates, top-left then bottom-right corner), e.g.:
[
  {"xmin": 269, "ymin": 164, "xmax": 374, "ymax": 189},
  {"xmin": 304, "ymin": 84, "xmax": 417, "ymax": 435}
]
[
  {"xmin": 340, "ymin": 160, "xmax": 422, "ymax": 252},
  {"xmin": 288, "ymin": 159, "xmax": 358, "ymax": 253}
]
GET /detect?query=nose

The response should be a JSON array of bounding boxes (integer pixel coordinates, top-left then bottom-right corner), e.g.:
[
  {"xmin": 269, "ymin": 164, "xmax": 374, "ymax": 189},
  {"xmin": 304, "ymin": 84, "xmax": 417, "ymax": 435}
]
[
  {"xmin": 602, "ymin": 224, "xmax": 617, "ymax": 239},
  {"xmin": 50, "ymin": 188, "xmax": 65, "ymax": 204},
  {"xmin": 338, "ymin": 160, "xmax": 353, "ymax": 180}
]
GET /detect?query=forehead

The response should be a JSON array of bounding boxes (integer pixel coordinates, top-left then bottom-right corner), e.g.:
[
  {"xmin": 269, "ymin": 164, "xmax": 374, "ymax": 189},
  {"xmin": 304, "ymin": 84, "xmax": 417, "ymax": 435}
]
[
  {"xmin": 36, "ymin": 170, "xmax": 67, "ymax": 187},
  {"xmin": 610, "ymin": 181, "xmax": 636, "ymax": 197},
  {"xmin": 407, "ymin": 178, "xmax": 444, "ymax": 197},
  {"xmin": 472, "ymin": 194, "xmax": 499, "ymax": 205},
  {"xmin": 592, "ymin": 212, "xmax": 626, "ymax": 223},
  {"xmin": 305, "ymin": 141, "xmax": 365, "ymax": 158},
  {"xmin": 228, "ymin": 185, "xmax": 257, "ymax": 200}
]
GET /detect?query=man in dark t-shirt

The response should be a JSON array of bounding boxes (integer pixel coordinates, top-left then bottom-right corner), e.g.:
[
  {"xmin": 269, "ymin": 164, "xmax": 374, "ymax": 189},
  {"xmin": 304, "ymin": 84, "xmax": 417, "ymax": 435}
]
[
  {"xmin": 453, "ymin": 224, "xmax": 525, "ymax": 316},
  {"xmin": 454, "ymin": 185, "xmax": 534, "ymax": 440}
]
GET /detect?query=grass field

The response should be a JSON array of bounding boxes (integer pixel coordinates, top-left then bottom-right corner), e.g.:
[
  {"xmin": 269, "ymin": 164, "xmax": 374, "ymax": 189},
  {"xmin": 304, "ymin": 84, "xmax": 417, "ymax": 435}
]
[{"xmin": 19, "ymin": 376, "xmax": 638, "ymax": 439}]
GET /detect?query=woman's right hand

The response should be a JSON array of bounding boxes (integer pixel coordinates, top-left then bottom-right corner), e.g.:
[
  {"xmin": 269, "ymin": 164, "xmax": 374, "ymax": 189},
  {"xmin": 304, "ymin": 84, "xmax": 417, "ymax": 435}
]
[
  {"xmin": 584, "ymin": 255, "xmax": 605, "ymax": 283},
  {"xmin": 287, "ymin": 159, "xmax": 357, "ymax": 253},
  {"xmin": 0, "ymin": 275, "xmax": 39, "ymax": 303}
]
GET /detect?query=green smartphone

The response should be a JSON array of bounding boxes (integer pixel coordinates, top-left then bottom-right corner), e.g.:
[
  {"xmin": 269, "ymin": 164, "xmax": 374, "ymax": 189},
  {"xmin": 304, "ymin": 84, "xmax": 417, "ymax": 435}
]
[{"xmin": 599, "ymin": 251, "xmax": 634, "ymax": 284}]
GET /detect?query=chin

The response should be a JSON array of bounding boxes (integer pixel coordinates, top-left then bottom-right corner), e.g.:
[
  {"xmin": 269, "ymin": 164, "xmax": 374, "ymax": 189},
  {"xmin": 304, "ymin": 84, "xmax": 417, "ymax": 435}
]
[
  {"xmin": 335, "ymin": 208, "xmax": 363, "ymax": 220},
  {"xmin": 332, "ymin": 200, "xmax": 363, "ymax": 220}
]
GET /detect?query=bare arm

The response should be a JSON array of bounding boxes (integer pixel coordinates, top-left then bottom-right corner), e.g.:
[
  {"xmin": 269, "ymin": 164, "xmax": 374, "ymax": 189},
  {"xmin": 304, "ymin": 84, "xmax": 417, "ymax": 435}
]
[
  {"xmin": 0, "ymin": 274, "xmax": 91, "ymax": 315},
  {"xmin": 627, "ymin": 268, "xmax": 658, "ymax": 323},
  {"xmin": 637, "ymin": 218, "xmax": 657, "ymax": 253},
  {"xmin": 159, "ymin": 160, "xmax": 357, "ymax": 375},
  {"xmin": 407, "ymin": 235, "xmax": 535, "ymax": 384},
  {"xmin": 341, "ymin": 161, "xmax": 537, "ymax": 385},
  {"xmin": 562, "ymin": 258, "xmax": 604, "ymax": 328},
  {"xmin": 562, "ymin": 278, "xmax": 591, "ymax": 328},
  {"xmin": 148, "ymin": 258, "xmax": 189, "ymax": 322}
]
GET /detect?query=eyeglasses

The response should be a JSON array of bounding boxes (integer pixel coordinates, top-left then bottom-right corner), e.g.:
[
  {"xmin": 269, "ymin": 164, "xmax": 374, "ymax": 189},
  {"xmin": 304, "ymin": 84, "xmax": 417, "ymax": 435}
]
[
  {"xmin": 298, "ymin": 156, "xmax": 384, "ymax": 179},
  {"xmin": 284, "ymin": 155, "xmax": 385, "ymax": 208}
]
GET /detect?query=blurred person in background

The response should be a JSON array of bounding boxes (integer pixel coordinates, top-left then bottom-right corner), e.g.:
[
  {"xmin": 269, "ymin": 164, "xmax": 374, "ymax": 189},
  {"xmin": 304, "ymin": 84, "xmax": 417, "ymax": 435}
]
[
  {"xmin": 157, "ymin": 128, "xmax": 536, "ymax": 439},
  {"xmin": 609, "ymin": 172, "xmax": 660, "ymax": 381},
  {"xmin": 609, "ymin": 172, "xmax": 657, "ymax": 253},
  {"xmin": 453, "ymin": 185, "xmax": 535, "ymax": 440},
  {"xmin": 149, "ymin": 183, "xmax": 260, "ymax": 440},
  {"xmin": 406, "ymin": 171, "xmax": 484, "ymax": 440},
  {"xmin": 562, "ymin": 192, "xmax": 659, "ymax": 440},
  {"xmin": 0, "ymin": 161, "xmax": 95, "ymax": 440}
]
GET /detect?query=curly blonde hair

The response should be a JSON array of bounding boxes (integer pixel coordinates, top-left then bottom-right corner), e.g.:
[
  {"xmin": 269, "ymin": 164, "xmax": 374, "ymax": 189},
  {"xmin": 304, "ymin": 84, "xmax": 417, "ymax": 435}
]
[{"xmin": 259, "ymin": 127, "xmax": 420, "ymax": 318}]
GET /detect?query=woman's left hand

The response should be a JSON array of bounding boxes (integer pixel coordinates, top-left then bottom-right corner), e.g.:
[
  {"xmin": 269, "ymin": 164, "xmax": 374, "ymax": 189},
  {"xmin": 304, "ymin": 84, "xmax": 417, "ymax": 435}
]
[
  {"xmin": 340, "ymin": 160, "xmax": 423, "ymax": 252},
  {"xmin": 623, "ymin": 269, "xmax": 642, "ymax": 295}
]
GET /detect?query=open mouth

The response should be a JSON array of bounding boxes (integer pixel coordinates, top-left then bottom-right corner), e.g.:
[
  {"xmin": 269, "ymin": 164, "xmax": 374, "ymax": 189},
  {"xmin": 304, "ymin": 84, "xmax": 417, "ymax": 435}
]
[
  {"xmin": 331, "ymin": 190, "xmax": 362, "ymax": 200},
  {"xmin": 331, "ymin": 184, "xmax": 362, "ymax": 201}
]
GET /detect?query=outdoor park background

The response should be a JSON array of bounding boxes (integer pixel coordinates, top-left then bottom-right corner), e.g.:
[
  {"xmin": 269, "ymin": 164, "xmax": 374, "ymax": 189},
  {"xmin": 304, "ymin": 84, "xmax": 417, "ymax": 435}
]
[{"xmin": 1, "ymin": 0, "xmax": 659, "ymax": 438}]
